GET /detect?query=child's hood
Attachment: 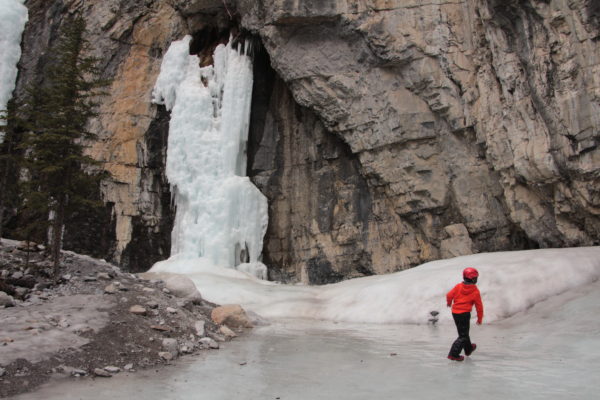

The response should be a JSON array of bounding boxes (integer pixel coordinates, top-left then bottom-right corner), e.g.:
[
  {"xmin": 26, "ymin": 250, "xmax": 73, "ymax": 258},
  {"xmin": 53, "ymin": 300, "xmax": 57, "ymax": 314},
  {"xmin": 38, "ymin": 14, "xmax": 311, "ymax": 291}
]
[{"xmin": 459, "ymin": 282, "xmax": 478, "ymax": 295}]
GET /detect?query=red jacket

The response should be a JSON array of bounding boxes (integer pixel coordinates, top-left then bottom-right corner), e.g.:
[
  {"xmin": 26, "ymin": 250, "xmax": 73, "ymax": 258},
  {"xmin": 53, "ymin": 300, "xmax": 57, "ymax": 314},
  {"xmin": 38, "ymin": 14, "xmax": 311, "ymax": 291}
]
[{"xmin": 447, "ymin": 283, "xmax": 484, "ymax": 323}]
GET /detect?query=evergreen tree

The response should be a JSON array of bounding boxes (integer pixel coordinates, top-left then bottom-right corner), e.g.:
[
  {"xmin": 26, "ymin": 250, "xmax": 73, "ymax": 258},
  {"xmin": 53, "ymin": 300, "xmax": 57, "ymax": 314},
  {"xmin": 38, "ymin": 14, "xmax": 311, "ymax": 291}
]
[
  {"xmin": 0, "ymin": 99, "xmax": 25, "ymax": 244},
  {"xmin": 22, "ymin": 15, "xmax": 109, "ymax": 280}
]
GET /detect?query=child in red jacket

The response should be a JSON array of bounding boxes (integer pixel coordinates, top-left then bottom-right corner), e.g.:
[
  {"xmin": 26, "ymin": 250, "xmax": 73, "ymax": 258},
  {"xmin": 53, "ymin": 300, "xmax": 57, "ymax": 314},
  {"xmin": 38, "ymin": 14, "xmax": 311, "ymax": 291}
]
[{"xmin": 447, "ymin": 267, "xmax": 483, "ymax": 361}]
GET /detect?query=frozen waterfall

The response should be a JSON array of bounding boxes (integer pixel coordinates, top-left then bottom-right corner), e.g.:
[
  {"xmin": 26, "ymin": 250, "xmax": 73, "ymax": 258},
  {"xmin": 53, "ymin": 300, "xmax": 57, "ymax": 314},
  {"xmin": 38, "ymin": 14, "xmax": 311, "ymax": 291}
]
[
  {"xmin": 0, "ymin": 0, "xmax": 28, "ymax": 141},
  {"xmin": 151, "ymin": 35, "xmax": 268, "ymax": 279}
]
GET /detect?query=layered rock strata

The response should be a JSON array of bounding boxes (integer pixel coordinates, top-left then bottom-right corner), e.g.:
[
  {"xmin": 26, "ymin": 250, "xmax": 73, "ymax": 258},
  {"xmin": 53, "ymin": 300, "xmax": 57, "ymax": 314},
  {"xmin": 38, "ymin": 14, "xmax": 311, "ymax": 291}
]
[{"xmin": 241, "ymin": 0, "xmax": 600, "ymax": 281}]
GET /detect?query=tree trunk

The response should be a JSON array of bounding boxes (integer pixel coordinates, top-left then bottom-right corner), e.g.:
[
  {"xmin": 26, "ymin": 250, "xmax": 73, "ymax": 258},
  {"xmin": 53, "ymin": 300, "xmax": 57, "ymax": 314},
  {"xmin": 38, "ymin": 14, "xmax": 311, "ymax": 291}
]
[{"xmin": 51, "ymin": 196, "xmax": 66, "ymax": 282}]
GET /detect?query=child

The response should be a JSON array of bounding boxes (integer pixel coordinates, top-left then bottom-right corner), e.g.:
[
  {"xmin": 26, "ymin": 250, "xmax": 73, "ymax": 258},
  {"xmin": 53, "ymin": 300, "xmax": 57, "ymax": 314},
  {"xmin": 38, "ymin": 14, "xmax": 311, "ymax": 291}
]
[{"xmin": 446, "ymin": 267, "xmax": 483, "ymax": 361}]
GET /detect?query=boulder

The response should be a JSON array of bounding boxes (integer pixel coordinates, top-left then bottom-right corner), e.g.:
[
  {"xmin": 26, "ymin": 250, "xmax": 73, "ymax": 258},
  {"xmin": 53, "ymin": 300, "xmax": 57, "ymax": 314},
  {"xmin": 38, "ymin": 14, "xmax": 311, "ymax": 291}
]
[
  {"xmin": 211, "ymin": 304, "xmax": 253, "ymax": 328},
  {"xmin": 141, "ymin": 273, "xmax": 202, "ymax": 302}
]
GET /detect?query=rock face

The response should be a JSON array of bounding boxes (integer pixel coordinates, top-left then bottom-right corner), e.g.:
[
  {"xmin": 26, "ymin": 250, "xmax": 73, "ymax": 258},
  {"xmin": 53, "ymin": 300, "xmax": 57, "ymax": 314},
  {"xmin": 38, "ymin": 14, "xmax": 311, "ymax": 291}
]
[
  {"xmin": 240, "ymin": 0, "xmax": 600, "ymax": 281},
  {"xmin": 12, "ymin": 1, "xmax": 600, "ymax": 281},
  {"xmin": 15, "ymin": 0, "xmax": 183, "ymax": 270}
]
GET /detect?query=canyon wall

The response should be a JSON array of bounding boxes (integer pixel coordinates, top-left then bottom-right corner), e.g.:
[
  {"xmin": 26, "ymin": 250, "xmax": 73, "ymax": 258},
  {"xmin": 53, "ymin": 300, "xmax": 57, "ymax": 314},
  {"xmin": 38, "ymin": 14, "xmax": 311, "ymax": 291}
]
[{"xmin": 13, "ymin": 0, "xmax": 600, "ymax": 281}]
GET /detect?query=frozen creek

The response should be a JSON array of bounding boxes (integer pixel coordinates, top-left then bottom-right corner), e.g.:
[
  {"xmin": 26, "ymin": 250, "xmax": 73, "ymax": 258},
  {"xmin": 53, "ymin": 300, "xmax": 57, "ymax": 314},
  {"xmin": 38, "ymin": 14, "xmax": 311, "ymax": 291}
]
[{"xmin": 17, "ymin": 278, "xmax": 600, "ymax": 400}]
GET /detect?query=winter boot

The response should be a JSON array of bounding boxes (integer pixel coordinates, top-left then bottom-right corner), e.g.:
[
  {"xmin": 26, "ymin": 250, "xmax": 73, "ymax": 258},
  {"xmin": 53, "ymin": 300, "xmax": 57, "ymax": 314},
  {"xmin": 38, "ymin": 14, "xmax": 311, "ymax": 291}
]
[
  {"xmin": 465, "ymin": 343, "xmax": 477, "ymax": 356},
  {"xmin": 447, "ymin": 355, "xmax": 464, "ymax": 361}
]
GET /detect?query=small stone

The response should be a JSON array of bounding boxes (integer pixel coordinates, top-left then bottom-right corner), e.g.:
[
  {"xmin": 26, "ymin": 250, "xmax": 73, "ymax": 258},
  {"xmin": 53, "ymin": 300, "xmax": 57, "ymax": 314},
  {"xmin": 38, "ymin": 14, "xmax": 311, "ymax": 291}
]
[
  {"xmin": 71, "ymin": 368, "xmax": 87, "ymax": 376},
  {"xmin": 62, "ymin": 274, "xmax": 72, "ymax": 281},
  {"xmin": 0, "ymin": 367, "xmax": 6, "ymax": 377},
  {"xmin": 93, "ymin": 368, "xmax": 112, "ymax": 377},
  {"xmin": 162, "ymin": 338, "xmax": 179, "ymax": 356},
  {"xmin": 142, "ymin": 287, "xmax": 155, "ymax": 293},
  {"xmin": 11, "ymin": 271, "xmax": 24, "ymax": 280},
  {"xmin": 129, "ymin": 305, "xmax": 147, "ymax": 316},
  {"xmin": 58, "ymin": 320, "xmax": 71, "ymax": 328},
  {"xmin": 0, "ymin": 292, "xmax": 15, "ymax": 308},
  {"xmin": 83, "ymin": 276, "xmax": 97, "ymax": 282},
  {"xmin": 162, "ymin": 288, "xmax": 171, "ymax": 294},
  {"xmin": 166, "ymin": 307, "xmax": 178, "ymax": 314},
  {"xmin": 199, "ymin": 337, "xmax": 219, "ymax": 349},
  {"xmin": 104, "ymin": 284, "xmax": 117, "ymax": 294},
  {"xmin": 123, "ymin": 363, "xmax": 134, "ymax": 371},
  {"xmin": 146, "ymin": 301, "xmax": 159, "ymax": 309},
  {"xmin": 179, "ymin": 345, "xmax": 193, "ymax": 354},
  {"xmin": 194, "ymin": 321, "xmax": 206, "ymax": 337},
  {"xmin": 97, "ymin": 273, "xmax": 111, "ymax": 281},
  {"xmin": 219, "ymin": 325, "xmax": 237, "ymax": 339},
  {"xmin": 150, "ymin": 325, "xmax": 171, "ymax": 332},
  {"xmin": 158, "ymin": 352, "xmax": 173, "ymax": 361},
  {"xmin": 104, "ymin": 366, "xmax": 121, "ymax": 374}
]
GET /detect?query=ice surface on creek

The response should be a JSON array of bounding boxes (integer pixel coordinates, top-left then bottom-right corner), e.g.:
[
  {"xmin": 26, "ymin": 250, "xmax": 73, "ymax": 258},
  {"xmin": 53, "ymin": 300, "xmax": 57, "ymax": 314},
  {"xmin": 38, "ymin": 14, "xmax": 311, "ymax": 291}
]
[
  {"xmin": 17, "ymin": 279, "xmax": 600, "ymax": 400},
  {"xmin": 156, "ymin": 247, "xmax": 600, "ymax": 324},
  {"xmin": 0, "ymin": 0, "xmax": 28, "ymax": 141},
  {"xmin": 151, "ymin": 36, "xmax": 268, "ymax": 279}
]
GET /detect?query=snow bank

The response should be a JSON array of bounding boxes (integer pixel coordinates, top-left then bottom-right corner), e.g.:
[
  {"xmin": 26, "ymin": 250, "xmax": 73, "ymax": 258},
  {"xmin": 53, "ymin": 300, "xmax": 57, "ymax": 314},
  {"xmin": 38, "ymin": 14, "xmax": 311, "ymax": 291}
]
[
  {"xmin": 155, "ymin": 247, "xmax": 600, "ymax": 325},
  {"xmin": 0, "ymin": 0, "xmax": 28, "ymax": 141}
]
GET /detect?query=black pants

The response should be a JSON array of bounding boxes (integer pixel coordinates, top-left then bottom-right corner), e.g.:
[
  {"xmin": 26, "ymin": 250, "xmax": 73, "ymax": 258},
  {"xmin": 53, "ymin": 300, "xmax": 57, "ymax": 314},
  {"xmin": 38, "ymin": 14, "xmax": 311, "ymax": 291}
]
[{"xmin": 449, "ymin": 312, "xmax": 473, "ymax": 357}]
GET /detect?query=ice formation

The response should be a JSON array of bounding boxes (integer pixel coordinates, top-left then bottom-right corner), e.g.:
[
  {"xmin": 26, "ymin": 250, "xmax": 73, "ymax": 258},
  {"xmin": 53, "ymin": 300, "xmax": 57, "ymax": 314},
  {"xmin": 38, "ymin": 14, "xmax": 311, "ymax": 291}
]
[
  {"xmin": 169, "ymin": 247, "xmax": 600, "ymax": 325},
  {"xmin": 151, "ymin": 35, "xmax": 268, "ymax": 279},
  {"xmin": 0, "ymin": 0, "xmax": 28, "ymax": 141}
]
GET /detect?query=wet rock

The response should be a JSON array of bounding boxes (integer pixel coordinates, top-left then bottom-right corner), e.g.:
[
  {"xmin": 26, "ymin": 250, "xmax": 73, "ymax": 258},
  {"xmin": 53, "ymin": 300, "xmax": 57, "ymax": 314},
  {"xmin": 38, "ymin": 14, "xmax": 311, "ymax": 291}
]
[
  {"xmin": 211, "ymin": 304, "xmax": 253, "ymax": 328},
  {"xmin": 129, "ymin": 305, "xmax": 147, "ymax": 316}
]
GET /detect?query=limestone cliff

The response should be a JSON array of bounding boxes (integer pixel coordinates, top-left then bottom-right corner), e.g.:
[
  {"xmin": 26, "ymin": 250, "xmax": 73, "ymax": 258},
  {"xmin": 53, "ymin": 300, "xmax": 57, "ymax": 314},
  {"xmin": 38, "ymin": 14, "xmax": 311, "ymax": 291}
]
[
  {"xmin": 241, "ymin": 0, "xmax": 600, "ymax": 282},
  {"xmin": 12, "ymin": 0, "xmax": 600, "ymax": 281}
]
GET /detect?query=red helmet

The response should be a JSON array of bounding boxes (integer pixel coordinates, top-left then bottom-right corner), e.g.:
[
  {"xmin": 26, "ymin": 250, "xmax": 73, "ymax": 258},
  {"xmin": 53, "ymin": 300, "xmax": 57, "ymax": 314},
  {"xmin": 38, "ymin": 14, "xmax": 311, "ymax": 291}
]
[{"xmin": 463, "ymin": 267, "xmax": 479, "ymax": 280}]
